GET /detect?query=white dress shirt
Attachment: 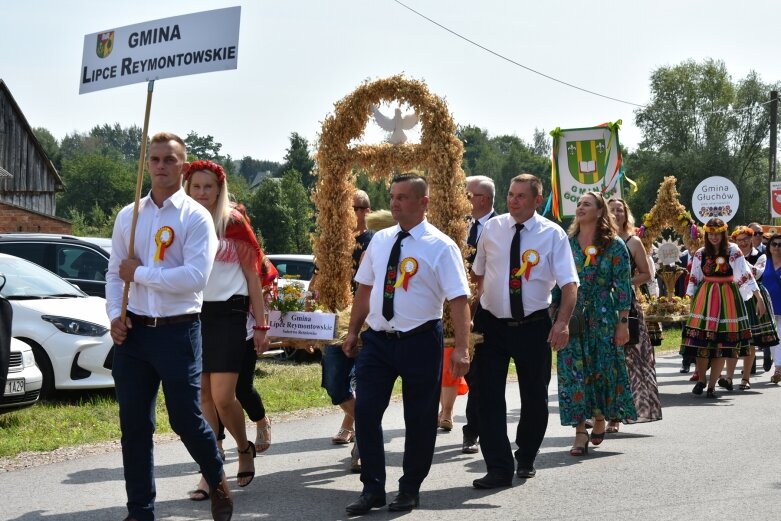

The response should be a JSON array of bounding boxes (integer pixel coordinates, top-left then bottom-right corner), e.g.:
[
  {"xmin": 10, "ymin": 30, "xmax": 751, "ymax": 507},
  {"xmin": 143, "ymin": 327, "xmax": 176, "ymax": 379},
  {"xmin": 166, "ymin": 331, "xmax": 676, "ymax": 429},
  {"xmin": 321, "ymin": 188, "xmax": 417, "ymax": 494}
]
[
  {"xmin": 355, "ymin": 219, "xmax": 470, "ymax": 332},
  {"xmin": 470, "ymin": 209, "xmax": 495, "ymax": 243},
  {"xmin": 106, "ymin": 188, "xmax": 218, "ymax": 321},
  {"xmin": 473, "ymin": 212, "xmax": 579, "ymax": 318}
]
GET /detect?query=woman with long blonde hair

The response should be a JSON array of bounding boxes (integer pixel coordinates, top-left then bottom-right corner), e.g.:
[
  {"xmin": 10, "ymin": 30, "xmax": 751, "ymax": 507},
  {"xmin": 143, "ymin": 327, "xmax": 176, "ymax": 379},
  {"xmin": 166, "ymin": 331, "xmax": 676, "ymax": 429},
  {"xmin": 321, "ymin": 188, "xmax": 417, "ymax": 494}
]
[{"xmin": 607, "ymin": 198, "xmax": 662, "ymax": 430}]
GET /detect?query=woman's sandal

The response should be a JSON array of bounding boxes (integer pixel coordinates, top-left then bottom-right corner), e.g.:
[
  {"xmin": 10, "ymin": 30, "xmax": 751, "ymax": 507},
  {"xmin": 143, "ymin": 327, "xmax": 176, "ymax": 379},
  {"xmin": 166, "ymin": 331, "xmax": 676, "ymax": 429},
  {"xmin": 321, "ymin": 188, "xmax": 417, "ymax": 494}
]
[
  {"xmin": 236, "ymin": 441, "xmax": 256, "ymax": 488},
  {"xmin": 188, "ymin": 486, "xmax": 209, "ymax": 501},
  {"xmin": 739, "ymin": 379, "xmax": 751, "ymax": 390},
  {"xmin": 255, "ymin": 417, "xmax": 271, "ymax": 453},
  {"xmin": 590, "ymin": 418, "xmax": 606, "ymax": 446},
  {"xmin": 331, "ymin": 427, "xmax": 355, "ymax": 445},
  {"xmin": 606, "ymin": 420, "xmax": 620, "ymax": 434},
  {"xmin": 570, "ymin": 430, "xmax": 590, "ymax": 456}
]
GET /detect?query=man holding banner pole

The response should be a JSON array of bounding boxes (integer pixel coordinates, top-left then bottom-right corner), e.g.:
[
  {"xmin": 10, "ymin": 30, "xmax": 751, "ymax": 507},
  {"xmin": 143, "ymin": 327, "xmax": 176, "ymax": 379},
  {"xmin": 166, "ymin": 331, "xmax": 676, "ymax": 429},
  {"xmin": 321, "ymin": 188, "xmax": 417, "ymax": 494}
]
[{"xmin": 107, "ymin": 132, "xmax": 232, "ymax": 521}]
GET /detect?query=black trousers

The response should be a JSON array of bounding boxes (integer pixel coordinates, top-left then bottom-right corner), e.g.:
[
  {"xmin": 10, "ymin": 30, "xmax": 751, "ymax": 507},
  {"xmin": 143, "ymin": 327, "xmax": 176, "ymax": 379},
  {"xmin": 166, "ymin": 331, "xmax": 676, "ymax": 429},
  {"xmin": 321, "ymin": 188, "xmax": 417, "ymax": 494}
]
[
  {"xmin": 354, "ymin": 323, "xmax": 443, "ymax": 495},
  {"xmin": 475, "ymin": 311, "xmax": 552, "ymax": 478},
  {"xmin": 462, "ymin": 349, "xmax": 481, "ymax": 441}
]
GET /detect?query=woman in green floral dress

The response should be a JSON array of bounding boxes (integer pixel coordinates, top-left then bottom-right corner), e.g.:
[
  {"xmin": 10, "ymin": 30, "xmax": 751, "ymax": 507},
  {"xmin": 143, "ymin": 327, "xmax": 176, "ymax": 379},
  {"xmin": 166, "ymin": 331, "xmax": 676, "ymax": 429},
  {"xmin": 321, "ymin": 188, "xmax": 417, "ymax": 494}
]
[{"xmin": 556, "ymin": 192, "xmax": 637, "ymax": 456}]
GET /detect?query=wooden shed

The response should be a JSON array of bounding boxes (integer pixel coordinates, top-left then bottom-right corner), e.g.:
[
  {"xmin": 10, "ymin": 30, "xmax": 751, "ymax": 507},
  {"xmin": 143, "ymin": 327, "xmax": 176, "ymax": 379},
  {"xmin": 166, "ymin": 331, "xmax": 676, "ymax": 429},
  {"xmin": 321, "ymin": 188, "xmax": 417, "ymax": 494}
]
[{"xmin": 0, "ymin": 80, "xmax": 70, "ymax": 233}]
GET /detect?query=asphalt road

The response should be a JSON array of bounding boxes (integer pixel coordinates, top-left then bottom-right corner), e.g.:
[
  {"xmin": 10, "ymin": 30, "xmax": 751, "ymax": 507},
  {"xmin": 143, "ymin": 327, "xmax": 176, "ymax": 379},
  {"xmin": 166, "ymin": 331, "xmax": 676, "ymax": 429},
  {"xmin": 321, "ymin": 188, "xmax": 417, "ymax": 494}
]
[{"xmin": 2, "ymin": 354, "xmax": 780, "ymax": 521}]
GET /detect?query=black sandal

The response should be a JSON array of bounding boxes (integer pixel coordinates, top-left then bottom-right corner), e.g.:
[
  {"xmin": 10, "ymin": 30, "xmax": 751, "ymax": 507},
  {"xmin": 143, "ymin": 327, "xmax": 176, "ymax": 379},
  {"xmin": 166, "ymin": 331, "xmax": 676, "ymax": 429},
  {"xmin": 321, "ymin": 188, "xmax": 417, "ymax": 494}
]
[
  {"xmin": 739, "ymin": 379, "xmax": 751, "ymax": 390},
  {"xmin": 570, "ymin": 430, "xmax": 589, "ymax": 456},
  {"xmin": 590, "ymin": 418, "xmax": 606, "ymax": 446},
  {"xmin": 237, "ymin": 441, "xmax": 256, "ymax": 487}
]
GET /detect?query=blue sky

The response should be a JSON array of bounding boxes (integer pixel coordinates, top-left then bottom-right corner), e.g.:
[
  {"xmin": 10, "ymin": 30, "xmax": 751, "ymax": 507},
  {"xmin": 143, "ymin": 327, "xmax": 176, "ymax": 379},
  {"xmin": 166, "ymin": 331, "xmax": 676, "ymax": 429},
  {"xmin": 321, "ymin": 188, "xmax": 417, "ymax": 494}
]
[{"xmin": 2, "ymin": 0, "xmax": 779, "ymax": 162}]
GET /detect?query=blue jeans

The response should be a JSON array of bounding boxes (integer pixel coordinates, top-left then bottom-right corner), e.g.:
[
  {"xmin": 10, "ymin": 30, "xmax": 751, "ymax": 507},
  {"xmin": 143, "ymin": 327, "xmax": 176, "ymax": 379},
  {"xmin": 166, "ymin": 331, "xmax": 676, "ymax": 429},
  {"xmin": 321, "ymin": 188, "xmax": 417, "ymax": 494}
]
[
  {"xmin": 113, "ymin": 319, "xmax": 224, "ymax": 521},
  {"xmin": 321, "ymin": 344, "xmax": 356, "ymax": 405}
]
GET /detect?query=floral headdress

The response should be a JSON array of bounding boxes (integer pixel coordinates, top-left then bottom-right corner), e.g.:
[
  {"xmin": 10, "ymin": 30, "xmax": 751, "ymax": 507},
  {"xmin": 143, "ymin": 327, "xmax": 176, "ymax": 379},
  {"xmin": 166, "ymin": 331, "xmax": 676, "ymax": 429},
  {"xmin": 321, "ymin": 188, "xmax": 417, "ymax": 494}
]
[
  {"xmin": 729, "ymin": 225, "xmax": 754, "ymax": 239},
  {"xmin": 184, "ymin": 160, "xmax": 226, "ymax": 184},
  {"xmin": 702, "ymin": 223, "xmax": 728, "ymax": 233}
]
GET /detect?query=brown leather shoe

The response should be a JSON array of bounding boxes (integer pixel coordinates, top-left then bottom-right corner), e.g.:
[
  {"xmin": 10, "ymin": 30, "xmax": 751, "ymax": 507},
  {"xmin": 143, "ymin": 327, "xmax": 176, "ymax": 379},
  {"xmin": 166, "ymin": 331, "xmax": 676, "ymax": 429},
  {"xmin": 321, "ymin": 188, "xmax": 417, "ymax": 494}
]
[{"xmin": 210, "ymin": 477, "xmax": 233, "ymax": 521}]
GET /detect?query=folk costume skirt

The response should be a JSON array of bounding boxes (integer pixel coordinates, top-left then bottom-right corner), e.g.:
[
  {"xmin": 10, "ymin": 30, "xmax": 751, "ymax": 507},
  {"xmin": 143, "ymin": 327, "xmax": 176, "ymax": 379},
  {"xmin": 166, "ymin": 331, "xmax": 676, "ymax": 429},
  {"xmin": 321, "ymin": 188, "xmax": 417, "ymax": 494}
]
[
  {"xmin": 745, "ymin": 284, "xmax": 779, "ymax": 349},
  {"xmin": 682, "ymin": 279, "xmax": 751, "ymax": 359}
]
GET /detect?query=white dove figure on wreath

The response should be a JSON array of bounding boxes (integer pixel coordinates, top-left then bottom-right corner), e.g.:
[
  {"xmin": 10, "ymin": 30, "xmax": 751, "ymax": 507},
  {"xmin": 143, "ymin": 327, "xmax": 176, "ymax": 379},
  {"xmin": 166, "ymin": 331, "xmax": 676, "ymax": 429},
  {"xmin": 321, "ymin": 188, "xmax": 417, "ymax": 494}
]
[{"xmin": 372, "ymin": 105, "xmax": 419, "ymax": 144}]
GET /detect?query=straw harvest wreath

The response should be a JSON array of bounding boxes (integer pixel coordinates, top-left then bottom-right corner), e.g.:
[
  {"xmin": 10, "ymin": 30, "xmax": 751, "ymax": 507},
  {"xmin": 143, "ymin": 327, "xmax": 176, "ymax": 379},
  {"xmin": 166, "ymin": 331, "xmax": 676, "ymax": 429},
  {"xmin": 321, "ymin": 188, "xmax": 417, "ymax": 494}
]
[{"xmin": 312, "ymin": 75, "xmax": 472, "ymax": 339}]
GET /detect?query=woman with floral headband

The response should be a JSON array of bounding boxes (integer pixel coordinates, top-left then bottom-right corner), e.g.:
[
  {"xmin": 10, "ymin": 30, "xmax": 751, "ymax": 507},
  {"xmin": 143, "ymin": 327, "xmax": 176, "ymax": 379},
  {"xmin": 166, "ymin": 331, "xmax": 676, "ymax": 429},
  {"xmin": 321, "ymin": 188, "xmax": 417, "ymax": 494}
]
[
  {"xmin": 555, "ymin": 191, "xmax": 636, "ymax": 456},
  {"xmin": 682, "ymin": 218, "xmax": 765, "ymax": 398},
  {"xmin": 607, "ymin": 198, "xmax": 662, "ymax": 431},
  {"xmin": 184, "ymin": 160, "xmax": 268, "ymax": 499},
  {"xmin": 716, "ymin": 226, "xmax": 778, "ymax": 390}
]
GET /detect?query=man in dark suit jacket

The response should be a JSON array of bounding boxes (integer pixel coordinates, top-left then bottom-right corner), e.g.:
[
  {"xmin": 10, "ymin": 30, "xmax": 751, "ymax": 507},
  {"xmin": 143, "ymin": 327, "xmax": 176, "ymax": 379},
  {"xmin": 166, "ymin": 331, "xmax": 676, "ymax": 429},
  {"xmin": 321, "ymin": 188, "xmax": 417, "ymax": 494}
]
[{"xmin": 460, "ymin": 175, "xmax": 497, "ymax": 454}]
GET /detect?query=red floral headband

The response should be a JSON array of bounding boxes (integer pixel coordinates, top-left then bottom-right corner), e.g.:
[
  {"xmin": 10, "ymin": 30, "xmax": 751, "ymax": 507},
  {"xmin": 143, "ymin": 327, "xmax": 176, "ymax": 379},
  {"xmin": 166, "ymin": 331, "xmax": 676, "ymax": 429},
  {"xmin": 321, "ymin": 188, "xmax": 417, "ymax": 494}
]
[{"xmin": 184, "ymin": 160, "xmax": 226, "ymax": 184}]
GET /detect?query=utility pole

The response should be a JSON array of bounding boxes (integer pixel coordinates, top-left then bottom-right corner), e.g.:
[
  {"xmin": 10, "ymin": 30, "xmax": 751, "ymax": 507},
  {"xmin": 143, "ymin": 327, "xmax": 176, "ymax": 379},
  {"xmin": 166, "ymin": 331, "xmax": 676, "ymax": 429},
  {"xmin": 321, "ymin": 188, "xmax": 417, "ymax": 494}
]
[{"xmin": 770, "ymin": 90, "xmax": 778, "ymax": 222}]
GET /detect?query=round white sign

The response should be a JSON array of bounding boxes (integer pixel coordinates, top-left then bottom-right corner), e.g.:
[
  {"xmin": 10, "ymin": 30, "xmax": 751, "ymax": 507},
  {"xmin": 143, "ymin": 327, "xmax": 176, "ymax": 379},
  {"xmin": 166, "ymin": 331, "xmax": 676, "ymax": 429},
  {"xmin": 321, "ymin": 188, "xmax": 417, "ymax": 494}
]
[{"xmin": 691, "ymin": 176, "xmax": 739, "ymax": 224}]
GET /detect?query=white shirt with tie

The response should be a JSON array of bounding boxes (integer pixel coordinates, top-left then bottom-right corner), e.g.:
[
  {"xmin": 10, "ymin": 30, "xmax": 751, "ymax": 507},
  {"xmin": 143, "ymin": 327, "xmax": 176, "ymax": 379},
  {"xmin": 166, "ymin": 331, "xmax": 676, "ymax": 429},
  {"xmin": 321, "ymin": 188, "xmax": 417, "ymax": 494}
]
[
  {"xmin": 469, "ymin": 209, "xmax": 495, "ymax": 244},
  {"xmin": 472, "ymin": 212, "xmax": 578, "ymax": 319},
  {"xmin": 355, "ymin": 219, "xmax": 470, "ymax": 332}
]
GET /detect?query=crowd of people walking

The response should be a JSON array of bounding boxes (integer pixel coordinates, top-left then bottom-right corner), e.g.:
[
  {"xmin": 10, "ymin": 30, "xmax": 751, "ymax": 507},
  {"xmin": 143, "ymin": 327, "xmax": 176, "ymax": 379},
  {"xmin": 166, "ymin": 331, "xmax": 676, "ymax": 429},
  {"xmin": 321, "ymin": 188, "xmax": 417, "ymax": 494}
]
[{"xmin": 105, "ymin": 135, "xmax": 779, "ymax": 520}]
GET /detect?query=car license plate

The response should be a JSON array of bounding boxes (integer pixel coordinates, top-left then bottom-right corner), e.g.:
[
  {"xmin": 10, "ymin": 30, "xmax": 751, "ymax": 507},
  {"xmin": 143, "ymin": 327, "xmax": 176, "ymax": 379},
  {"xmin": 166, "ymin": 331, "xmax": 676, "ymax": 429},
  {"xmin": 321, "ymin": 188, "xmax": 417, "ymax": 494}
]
[{"xmin": 3, "ymin": 378, "xmax": 24, "ymax": 396}]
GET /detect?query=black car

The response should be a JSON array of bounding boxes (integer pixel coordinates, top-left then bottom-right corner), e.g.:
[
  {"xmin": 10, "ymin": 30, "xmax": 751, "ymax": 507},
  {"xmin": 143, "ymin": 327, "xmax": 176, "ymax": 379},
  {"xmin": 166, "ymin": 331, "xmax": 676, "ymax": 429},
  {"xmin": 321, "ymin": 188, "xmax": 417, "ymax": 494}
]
[{"xmin": 0, "ymin": 234, "xmax": 110, "ymax": 297}]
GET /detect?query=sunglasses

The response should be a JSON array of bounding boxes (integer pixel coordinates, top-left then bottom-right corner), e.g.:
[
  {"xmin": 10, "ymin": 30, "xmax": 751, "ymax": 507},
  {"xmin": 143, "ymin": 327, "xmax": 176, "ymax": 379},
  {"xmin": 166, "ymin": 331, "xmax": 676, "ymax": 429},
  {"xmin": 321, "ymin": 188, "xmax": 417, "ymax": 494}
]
[{"xmin": 771, "ymin": 242, "xmax": 781, "ymax": 247}]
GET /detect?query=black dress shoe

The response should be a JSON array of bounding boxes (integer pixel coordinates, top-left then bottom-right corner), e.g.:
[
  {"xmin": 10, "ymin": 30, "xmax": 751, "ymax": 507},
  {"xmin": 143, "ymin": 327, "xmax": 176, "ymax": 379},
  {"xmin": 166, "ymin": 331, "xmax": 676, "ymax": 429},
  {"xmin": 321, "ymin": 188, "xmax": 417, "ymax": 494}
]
[
  {"xmin": 462, "ymin": 435, "xmax": 479, "ymax": 454},
  {"xmin": 210, "ymin": 477, "xmax": 233, "ymax": 521},
  {"xmin": 346, "ymin": 492, "xmax": 386, "ymax": 515},
  {"xmin": 516, "ymin": 465, "xmax": 536, "ymax": 479},
  {"xmin": 472, "ymin": 474, "xmax": 513, "ymax": 489},
  {"xmin": 388, "ymin": 492, "xmax": 420, "ymax": 512}
]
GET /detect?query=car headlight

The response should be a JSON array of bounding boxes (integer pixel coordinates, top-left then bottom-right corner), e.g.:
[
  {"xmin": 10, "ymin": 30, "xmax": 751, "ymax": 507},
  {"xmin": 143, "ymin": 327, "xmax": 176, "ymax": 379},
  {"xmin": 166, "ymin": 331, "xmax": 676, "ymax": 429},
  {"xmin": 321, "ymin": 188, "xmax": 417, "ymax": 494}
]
[
  {"xmin": 22, "ymin": 349, "xmax": 35, "ymax": 367},
  {"xmin": 41, "ymin": 315, "xmax": 109, "ymax": 337}
]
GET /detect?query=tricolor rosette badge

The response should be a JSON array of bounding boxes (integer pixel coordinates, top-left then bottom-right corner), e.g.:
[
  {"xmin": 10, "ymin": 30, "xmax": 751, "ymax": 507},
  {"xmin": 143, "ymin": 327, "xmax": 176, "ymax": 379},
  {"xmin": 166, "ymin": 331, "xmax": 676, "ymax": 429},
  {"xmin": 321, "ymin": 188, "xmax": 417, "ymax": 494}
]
[
  {"xmin": 154, "ymin": 226, "xmax": 175, "ymax": 262},
  {"xmin": 514, "ymin": 249, "xmax": 540, "ymax": 280},
  {"xmin": 584, "ymin": 245, "xmax": 598, "ymax": 267},
  {"xmin": 715, "ymin": 256, "xmax": 726, "ymax": 273},
  {"xmin": 394, "ymin": 257, "xmax": 418, "ymax": 291}
]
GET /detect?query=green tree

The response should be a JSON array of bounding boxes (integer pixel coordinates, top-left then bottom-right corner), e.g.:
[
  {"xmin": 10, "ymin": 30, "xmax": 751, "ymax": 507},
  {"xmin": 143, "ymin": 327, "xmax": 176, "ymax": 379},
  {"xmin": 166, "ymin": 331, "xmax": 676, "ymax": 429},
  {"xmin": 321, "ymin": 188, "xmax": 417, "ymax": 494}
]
[
  {"xmin": 57, "ymin": 153, "xmax": 137, "ymax": 220},
  {"xmin": 280, "ymin": 133, "xmax": 315, "ymax": 188},
  {"xmin": 185, "ymin": 131, "xmax": 224, "ymax": 162},
  {"xmin": 33, "ymin": 127, "xmax": 62, "ymax": 170},
  {"xmin": 280, "ymin": 169, "xmax": 314, "ymax": 253},
  {"xmin": 89, "ymin": 123, "xmax": 142, "ymax": 161},
  {"xmin": 247, "ymin": 177, "xmax": 293, "ymax": 253},
  {"xmin": 628, "ymin": 59, "xmax": 775, "ymax": 223}
]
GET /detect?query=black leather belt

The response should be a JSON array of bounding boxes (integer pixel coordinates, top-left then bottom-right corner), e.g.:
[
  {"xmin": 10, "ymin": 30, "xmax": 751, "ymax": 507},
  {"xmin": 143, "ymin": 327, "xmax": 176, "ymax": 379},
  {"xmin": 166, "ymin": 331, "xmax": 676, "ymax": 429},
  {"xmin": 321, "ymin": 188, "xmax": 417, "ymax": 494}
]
[
  {"xmin": 128, "ymin": 311, "xmax": 200, "ymax": 327},
  {"xmin": 372, "ymin": 319, "xmax": 440, "ymax": 339},
  {"xmin": 487, "ymin": 309, "xmax": 548, "ymax": 327}
]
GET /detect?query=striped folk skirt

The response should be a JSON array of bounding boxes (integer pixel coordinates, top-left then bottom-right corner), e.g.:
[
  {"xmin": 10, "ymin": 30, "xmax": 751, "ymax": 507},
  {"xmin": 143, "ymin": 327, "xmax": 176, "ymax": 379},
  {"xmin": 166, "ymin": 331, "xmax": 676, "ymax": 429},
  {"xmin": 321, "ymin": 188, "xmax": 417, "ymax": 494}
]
[
  {"xmin": 745, "ymin": 284, "xmax": 780, "ymax": 349},
  {"xmin": 681, "ymin": 281, "xmax": 752, "ymax": 359}
]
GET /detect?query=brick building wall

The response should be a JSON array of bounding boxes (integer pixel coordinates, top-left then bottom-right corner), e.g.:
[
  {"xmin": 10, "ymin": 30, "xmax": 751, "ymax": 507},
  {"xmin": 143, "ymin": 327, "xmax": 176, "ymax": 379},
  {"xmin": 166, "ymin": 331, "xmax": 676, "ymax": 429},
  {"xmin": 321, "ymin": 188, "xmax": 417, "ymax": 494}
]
[{"xmin": 0, "ymin": 202, "xmax": 71, "ymax": 234}]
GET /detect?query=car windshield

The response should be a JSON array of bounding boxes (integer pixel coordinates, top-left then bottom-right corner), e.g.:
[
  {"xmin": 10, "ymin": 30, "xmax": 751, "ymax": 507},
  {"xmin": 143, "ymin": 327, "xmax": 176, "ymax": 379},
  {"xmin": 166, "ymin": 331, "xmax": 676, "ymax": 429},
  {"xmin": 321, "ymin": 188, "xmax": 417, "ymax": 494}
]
[
  {"xmin": 272, "ymin": 260, "xmax": 315, "ymax": 281},
  {"xmin": 0, "ymin": 256, "xmax": 86, "ymax": 298}
]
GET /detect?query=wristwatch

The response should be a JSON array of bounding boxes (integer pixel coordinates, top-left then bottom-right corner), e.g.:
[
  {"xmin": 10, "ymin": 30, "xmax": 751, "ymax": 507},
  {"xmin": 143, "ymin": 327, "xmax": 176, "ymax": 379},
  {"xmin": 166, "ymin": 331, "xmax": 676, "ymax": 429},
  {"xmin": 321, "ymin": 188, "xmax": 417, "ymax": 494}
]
[{"xmin": 619, "ymin": 316, "xmax": 629, "ymax": 324}]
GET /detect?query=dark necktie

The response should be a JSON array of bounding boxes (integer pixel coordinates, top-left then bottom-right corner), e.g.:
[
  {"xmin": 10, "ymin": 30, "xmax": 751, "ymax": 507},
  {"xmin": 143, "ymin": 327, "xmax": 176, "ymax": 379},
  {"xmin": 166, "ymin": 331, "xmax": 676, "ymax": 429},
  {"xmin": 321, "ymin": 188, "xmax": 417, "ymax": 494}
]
[
  {"xmin": 467, "ymin": 219, "xmax": 479, "ymax": 247},
  {"xmin": 509, "ymin": 223, "xmax": 524, "ymax": 319},
  {"xmin": 382, "ymin": 231, "xmax": 410, "ymax": 321}
]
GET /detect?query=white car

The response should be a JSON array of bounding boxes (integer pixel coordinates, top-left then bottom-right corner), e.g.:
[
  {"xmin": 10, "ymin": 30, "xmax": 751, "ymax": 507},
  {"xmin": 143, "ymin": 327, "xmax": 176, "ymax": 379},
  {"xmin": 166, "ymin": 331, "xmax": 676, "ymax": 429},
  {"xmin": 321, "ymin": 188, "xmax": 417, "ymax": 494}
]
[
  {"xmin": 1, "ymin": 338, "xmax": 43, "ymax": 411},
  {"xmin": 0, "ymin": 254, "xmax": 114, "ymax": 397},
  {"xmin": 266, "ymin": 254, "xmax": 315, "ymax": 292}
]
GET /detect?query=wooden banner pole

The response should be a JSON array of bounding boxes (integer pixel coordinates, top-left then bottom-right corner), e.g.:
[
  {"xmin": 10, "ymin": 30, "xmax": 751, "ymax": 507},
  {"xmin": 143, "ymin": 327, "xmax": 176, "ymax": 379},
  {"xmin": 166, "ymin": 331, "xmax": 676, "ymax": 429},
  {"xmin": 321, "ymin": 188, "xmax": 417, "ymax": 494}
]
[{"xmin": 120, "ymin": 80, "xmax": 155, "ymax": 322}]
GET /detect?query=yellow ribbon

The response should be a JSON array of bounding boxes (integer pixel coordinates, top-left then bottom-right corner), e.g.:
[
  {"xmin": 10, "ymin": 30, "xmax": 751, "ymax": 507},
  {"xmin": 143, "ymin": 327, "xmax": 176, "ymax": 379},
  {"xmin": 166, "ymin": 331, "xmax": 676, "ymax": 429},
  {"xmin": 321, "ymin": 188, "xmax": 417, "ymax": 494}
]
[
  {"xmin": 515, "ymin": 249, "xmax": 540, "ymax": 280},
  {"xmin": 394, "ymin": 257, "xmax": 418, "ymax": 291},
  {"xmin": 584, "ymin": 245, "xmax": 598, "ymax": 267},
  {"xmin": 154, "ymin": 226, "xmax": 175, "ymax": 262}
]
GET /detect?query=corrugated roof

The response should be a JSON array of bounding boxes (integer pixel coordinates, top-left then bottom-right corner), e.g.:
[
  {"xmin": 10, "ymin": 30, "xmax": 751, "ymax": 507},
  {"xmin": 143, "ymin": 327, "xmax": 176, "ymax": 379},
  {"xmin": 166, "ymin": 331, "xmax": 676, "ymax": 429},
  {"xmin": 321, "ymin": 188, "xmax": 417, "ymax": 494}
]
[{"xmin": 0, "ymin": 166, "xmax": 13, "ymax": 179}]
